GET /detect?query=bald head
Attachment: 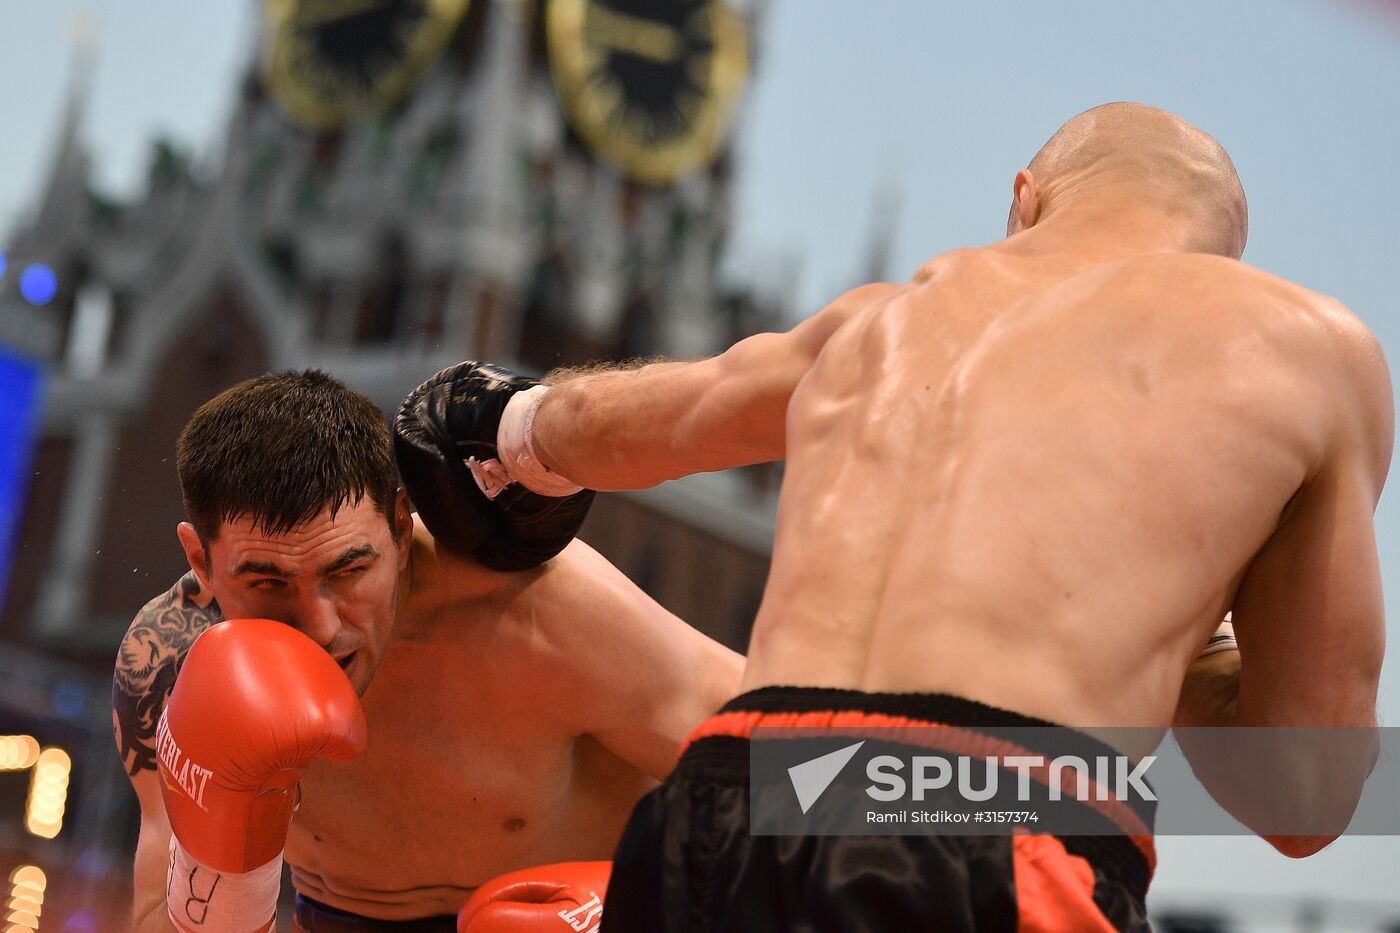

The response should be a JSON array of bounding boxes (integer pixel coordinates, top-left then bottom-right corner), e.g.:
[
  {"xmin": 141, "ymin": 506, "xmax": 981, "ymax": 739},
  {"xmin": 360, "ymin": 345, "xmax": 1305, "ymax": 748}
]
[{"xmin": 1020, "ymin": 103, "xmax": 1248, "ymax": 258}]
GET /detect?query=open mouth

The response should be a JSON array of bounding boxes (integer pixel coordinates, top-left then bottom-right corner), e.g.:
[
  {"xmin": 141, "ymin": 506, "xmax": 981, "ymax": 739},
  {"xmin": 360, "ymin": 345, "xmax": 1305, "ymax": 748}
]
[{"xmin": 336, "ymin": 652, "xmax": 355, "ymax": 673}]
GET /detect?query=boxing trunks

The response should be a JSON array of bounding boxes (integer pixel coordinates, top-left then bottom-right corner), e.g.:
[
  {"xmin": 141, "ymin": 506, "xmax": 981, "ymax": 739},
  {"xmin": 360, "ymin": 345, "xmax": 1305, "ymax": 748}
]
[
  {"xmin": 292, "ymin": 894, "xmax": 457, "ymax": 932},
  {"xmin": 603, "ymin": 687, "xmax": 1155, "ymax": 933}
]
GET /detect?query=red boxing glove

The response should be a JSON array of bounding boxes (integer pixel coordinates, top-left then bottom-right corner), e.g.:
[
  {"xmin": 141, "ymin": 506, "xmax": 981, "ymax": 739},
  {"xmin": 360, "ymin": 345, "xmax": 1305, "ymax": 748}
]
[
  {"xmin": 157, "ymin": 618, "xmax": 367, "ymax": 873},
  {"xmin": 458, "ymin": 862, "xmax": 611, "ymax": 933}
]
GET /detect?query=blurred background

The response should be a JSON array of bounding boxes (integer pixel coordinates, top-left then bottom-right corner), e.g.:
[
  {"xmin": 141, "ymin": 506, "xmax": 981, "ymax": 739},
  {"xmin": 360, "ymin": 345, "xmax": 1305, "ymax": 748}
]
[{"xmin": 1, "ymin": 1, "xmax": 1398, "ymax": 930}]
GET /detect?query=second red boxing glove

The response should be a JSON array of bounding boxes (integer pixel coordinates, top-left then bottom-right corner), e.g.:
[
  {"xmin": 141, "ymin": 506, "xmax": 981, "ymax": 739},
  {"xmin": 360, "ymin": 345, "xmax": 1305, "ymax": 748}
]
[{"xmin": 457, "ymin": 861, "xmax": 611, "ymax": 933}]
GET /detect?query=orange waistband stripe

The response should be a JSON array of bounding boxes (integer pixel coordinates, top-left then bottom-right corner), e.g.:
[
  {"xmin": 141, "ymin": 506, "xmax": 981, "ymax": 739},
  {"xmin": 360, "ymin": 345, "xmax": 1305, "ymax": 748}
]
[{"xmin": 682, "ymin": 707, "xmax": 1157, "ymax": 876}]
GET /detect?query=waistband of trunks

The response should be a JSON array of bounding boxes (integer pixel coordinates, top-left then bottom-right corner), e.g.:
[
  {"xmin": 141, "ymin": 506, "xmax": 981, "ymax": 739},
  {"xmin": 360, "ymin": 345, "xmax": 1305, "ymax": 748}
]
[
  {"xmin": 293, "ymin": 894, "xmax": 457, "ymax": 932},
  {"xmin": 678, "ymin": 685, "xmax": 1157, "ymax": 879}
]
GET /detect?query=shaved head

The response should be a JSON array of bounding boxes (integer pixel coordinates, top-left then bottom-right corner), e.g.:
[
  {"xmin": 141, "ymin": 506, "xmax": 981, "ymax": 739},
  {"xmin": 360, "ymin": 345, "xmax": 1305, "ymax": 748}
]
[{"xmin": 1021, "ymin": 103, "xmax": 1248, "ymax": 258}]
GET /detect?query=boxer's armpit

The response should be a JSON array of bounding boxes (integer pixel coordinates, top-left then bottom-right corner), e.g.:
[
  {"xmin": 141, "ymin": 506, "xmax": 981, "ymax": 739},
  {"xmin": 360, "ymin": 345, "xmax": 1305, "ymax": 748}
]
[
  {"xmin": 113, "ymin": 573, "xmax": 222, "ymax": 777},
  {"xmin": 1173, "ymin": 649, "xmax": 1241, "ymax": 729}
]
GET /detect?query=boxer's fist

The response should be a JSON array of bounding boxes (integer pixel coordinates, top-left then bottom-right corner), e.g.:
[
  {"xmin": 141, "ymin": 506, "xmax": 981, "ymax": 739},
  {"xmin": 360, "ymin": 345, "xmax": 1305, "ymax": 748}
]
[
  {"xmin": 157, "ymin": 619, "xmax": 366, "ymax": 872},
  {"xmin": 458, "ymin": 861, "xmax": 611, "ymax": 933},
  {"xmin": 394, "ymin": 361, "xmax": 594, "ymax": 571}
]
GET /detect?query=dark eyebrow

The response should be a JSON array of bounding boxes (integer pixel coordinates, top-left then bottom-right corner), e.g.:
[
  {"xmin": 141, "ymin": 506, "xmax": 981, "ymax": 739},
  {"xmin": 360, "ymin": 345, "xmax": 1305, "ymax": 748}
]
[
  {"xmin": 322, "ymin": 545, "xmax": 379, "ymax": 576},
  {"xmin": 231, "ymin": 560, "xmax": 295, "ymax": 578}
]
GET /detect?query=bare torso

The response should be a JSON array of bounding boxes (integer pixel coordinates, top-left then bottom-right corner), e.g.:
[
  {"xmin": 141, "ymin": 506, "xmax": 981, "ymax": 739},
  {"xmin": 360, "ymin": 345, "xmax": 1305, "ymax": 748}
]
[
  {"xmin": 749, "ymin": 248, "xmax": 1341, "ymax": 727},
  {"xmin": 118, "ymin": 526, "xmax": 656, "ymax": 920},
  {"xmin": 288, "ymin": 549, "xmax": 649, "ymax": 913},
  {"xmin": 280, "ymin": 527, "xmax": 653, "ymax": 917}
]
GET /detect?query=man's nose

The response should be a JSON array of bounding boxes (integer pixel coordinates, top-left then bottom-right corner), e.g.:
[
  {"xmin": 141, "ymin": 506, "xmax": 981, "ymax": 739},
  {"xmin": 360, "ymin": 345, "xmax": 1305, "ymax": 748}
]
[{"xmin": 295, "ymin": 594, "xmax": 342, "ymax": 648}]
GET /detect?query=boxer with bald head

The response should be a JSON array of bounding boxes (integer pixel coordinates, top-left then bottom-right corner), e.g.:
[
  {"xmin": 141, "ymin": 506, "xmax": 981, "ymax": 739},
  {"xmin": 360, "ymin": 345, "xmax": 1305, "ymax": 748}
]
[
  {"xmin": 113, "ymin": 370, "xmax": 741, "ymax": 931},
  {"xmin": 469, "ymin": 103, "xmax": 1393, "ymax": 931}
]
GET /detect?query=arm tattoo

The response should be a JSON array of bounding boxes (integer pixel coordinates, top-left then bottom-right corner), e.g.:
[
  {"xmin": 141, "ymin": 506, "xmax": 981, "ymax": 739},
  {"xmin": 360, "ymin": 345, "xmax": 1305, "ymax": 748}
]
[{"xmin": 112, "ymin": 573, "xmax": 222, "ymax": 776}]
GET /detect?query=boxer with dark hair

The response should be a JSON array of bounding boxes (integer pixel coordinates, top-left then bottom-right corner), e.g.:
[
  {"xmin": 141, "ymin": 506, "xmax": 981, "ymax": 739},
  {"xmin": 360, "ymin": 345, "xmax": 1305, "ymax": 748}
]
[
  {"xmin": 113, "ymin": 370, "xmax": 741, "ymax": 931},
  {"xmin": 463, "ymin": 103, "xmax": 1392, "ymax": 931}
]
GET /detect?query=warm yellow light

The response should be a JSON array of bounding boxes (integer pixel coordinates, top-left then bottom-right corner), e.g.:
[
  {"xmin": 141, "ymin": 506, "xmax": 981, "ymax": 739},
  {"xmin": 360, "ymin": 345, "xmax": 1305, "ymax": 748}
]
[
  {"xmin": 5, "ymin": 868, "xmax": 42, "ymax": 891},
  {"xmin": 3, "ymin": 865, "xmax": 43, "ymax": 932},
  {"xmin": 24, "ymin": 748, "xmax": 70, "ymax": 839},
  {"xmin": 3, "ymin": 898, "xmax": 38, "ymax": 917},
  {"xmin": 0, "ymin": 737, "xmax": 39, "ymax": 772}
]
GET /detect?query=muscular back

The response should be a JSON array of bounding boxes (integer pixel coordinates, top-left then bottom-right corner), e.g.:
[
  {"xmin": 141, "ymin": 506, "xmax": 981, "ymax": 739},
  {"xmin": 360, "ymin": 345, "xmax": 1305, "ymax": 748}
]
[{"xmin": 750, "ymin": 249, "xmax": 1384, "ymax": 727}]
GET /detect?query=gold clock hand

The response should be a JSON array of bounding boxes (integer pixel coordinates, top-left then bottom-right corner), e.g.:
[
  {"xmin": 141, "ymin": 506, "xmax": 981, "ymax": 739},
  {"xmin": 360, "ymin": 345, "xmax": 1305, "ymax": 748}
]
[
  {"xmin": 584, "ymin": 6, "xmax": 684, "ymax": 64},
  {"xmin": 291, "ymin": 0, "xmax": 396, "ymax": 30}
]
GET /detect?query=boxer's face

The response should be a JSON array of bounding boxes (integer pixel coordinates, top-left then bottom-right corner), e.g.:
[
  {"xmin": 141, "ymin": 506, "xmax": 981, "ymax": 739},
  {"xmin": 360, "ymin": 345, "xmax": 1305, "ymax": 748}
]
[{"xmin": 176, "ymin": 492, "xmax": 413, "ymax": 695}]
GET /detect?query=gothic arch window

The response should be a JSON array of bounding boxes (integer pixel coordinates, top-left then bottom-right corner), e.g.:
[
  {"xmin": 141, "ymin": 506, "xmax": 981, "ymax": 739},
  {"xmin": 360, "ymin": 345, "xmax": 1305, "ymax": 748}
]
[
  {"xmin": 519, "ymin": 253, "xmax": 574, "ymax": 372},
  {"xmin": 353, "ymin": 232, "xmax": 408, "ymax": 346},
  {"xmin": 65, "ymin": 279, "xmax": 115, "ymax": 378},
  {"xmin": 615, "ymin": 287, "xmax": 657, "ymax": 361}
]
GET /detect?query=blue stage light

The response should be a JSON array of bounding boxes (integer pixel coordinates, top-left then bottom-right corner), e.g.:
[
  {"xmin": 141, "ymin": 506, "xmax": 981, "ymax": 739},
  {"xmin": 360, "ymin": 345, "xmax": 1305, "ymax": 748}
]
[
  {"xmin": 0, "ymin": 250, "xmax": 7, "ymax": 279},
  {"xmin": 52, "ymin": 680, "xmax": 88, "ymax": 721},
  {"xmin": 19, "ymin": 263, "xmax": 57, "ymax": 306}
]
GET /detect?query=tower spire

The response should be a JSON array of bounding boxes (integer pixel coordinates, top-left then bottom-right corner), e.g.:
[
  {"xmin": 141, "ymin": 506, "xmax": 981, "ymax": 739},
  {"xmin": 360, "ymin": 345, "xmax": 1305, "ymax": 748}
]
[
  {"xmin": 31, "ymin": 14, "xmax": 97, "ymax": 236},
  {"xmin": 860, "ymin": 175, "xmax": 902, "ymax": 285}
]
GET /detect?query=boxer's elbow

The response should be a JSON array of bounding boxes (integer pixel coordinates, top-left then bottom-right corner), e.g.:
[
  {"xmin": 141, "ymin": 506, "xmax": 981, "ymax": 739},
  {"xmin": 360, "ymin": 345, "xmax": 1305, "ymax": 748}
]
[
  {"xmin": 1265, "ymin": 834, "xmax": 1339, "ymax": 859},
  {"xmin": 130, "ymin": 897, "xmax": 176, "ymax": 933},
  {"xmin": 1189, "ymin": 732, "xmax": 1374, "ymax": 850},
  {"xmin": 1241, "ymin": 764, "xmax": 1370, "ymax": 853}
]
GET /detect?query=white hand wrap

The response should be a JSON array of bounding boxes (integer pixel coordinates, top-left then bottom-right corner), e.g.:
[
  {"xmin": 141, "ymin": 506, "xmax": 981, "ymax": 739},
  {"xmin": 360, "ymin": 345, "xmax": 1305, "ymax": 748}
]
[
  {"xmin": 468, "ymin": 384, "xmax": 583, "ymax": 499},
  {"xmin": 167, "ymin": 834, "xmax": 279, "ymax": 933},
  {"xmin": 1199, "ymin": 614, "xmax": 1238, "ymax": 658}
]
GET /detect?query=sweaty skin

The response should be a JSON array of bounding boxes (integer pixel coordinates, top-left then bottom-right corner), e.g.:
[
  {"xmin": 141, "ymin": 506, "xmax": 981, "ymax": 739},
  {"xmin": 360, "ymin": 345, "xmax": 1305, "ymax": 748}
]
[
  {"xmin": 523, "ymin": 104, "xmax": 1392, "ymax": 855},
  {"xmin": 742, "ymin": 248, "xmax": 1382, "ymax": 726},
  {"xmin": 531, "ymin": 232, "xmax": 1392, "ymax": 843},
  {"xmin": 115, "ymin": 513, "xmax": 741, "ymax": 923}
]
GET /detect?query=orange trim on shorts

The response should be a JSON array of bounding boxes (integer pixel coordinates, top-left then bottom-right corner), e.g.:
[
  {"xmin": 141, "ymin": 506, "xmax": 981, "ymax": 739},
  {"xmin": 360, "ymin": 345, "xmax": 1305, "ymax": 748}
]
[
  {"xmin": 683, "ymin": 708, "xmax": 1157, "ymax": 876},
  {"xmin": 1012, "ymin": 834, "xmax": 1123, "ymax": 933}
]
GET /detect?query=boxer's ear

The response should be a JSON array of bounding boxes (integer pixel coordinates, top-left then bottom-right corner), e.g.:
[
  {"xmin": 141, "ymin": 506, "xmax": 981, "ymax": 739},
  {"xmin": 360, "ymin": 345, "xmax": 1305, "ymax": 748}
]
[
  {"xmin": 392, "ymin": 489, "xmax": 413, "ymax": 569},
  {"xmin": 1009, "ymin": 169, "xmax": 1040, "ymax": 234},
  {"xmin": 177, "ymin": 521, "xmax": 213, "ymax": 590}
]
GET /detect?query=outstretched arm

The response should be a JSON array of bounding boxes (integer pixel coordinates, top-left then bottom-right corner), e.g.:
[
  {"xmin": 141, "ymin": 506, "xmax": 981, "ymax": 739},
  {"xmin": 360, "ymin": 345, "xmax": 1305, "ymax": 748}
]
[{"xmin": 531, "ymin": 284, "xmax": 891, "ymax": 491}]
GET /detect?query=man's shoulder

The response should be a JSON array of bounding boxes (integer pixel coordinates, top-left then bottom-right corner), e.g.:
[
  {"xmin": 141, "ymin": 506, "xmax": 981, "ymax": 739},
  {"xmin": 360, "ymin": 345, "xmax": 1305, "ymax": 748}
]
[
  {"xmin": 113, "ymin": 573, "xmax": 222, "ymax": 775},
  {"xmin": 1219, "ymin": 263, "xmax": 1386, "ymax": 390},
  {"xmin": 117, "ymin": 574, "xmax": 222, "ymax": 676},
  {"xmin": 1110, "ymin": 254, "xmax": 1372, "ymax": 346},
  {"xmin": 529, "ymin": 538, "xmax": 641, "ymax": 607},
  {"xmin": 1173, "ymin": 259, "xmax": 1391, "ymax": 479},
  {"xmin": 504, "ymin": 539, "xmax": 672, "ymax": 649}
]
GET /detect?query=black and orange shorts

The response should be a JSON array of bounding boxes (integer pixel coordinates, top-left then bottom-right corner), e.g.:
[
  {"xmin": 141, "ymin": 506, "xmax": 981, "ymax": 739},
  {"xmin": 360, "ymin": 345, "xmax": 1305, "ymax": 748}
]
[{"xmin": 603, "ymin": 687, "xmax": 1154, "ymax": 933}]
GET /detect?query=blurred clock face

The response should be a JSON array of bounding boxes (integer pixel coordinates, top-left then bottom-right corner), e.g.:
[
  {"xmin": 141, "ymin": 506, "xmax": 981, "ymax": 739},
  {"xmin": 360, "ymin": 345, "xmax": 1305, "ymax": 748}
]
[
  {"xmin": 263, "ymin": 0, "xmax": 471, "ymax": 129},
  {"xmin": 548, "ymin": 0, "xmax": 748, "ymax": 185}
]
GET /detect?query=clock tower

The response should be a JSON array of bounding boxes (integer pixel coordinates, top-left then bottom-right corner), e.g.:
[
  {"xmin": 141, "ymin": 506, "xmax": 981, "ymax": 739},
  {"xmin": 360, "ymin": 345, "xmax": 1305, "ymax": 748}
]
[
  {"xmin": 3, "ymin": 0, "xmax": 780, "ymax": 664},
  {"xmin": 546, "ymin": 0, "xmax": 747, "ymax": 185},
  {"xmin": 0, "ymin": 0, "xmax": 780, "ymax": 889},
  {"xmin": 263, "ymin": 0, "xmax": 475, "ymax": 129}
]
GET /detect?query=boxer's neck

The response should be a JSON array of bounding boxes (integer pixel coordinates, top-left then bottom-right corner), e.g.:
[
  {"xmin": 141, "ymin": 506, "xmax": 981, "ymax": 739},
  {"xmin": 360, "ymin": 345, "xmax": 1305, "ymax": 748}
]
[
  {"xmin": 999, "ymin": 201, "xmax": 1209, "ymax": 264},
  {"xmin": 392, "ymin": 514, "xmax": 512, "ymax": 640}
]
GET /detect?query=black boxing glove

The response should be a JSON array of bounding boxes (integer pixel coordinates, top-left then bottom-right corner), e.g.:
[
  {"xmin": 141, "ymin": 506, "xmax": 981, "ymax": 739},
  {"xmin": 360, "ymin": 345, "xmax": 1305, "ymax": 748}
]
[{"xmin": 394, "ymin": 362, "xmax": 594, "ymax": 571}]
